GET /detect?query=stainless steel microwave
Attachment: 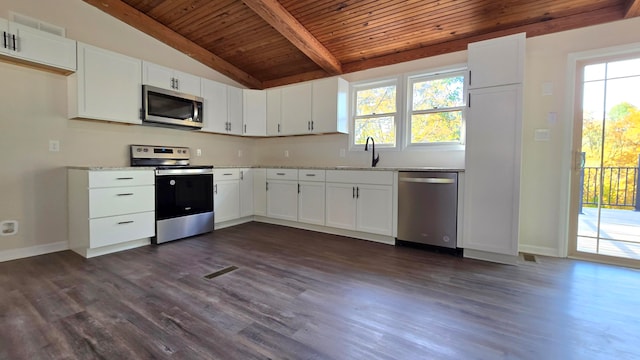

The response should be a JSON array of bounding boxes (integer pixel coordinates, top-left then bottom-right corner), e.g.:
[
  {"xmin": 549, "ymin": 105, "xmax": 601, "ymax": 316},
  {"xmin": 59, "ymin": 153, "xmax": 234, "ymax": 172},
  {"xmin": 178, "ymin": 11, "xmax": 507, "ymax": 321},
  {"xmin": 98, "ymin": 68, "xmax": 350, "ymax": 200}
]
[{"xmin": 142, "ymin": 85, "xmax": 204, "ymax": 130}]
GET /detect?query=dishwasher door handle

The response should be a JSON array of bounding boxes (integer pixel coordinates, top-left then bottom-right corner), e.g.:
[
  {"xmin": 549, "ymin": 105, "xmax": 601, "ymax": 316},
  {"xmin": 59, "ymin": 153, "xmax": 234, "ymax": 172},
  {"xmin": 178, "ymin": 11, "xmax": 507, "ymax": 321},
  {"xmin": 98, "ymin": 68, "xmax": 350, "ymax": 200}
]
[{"xmin": 399, "ymin": 178, "xmax": 455, "ymax": 184}]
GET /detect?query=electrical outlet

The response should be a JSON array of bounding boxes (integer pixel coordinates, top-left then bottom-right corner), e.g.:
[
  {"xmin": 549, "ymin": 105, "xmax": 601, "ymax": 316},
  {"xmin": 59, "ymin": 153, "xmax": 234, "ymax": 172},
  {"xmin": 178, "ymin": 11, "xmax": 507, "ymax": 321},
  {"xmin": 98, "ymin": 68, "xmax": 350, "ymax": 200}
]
[
  {"xmin": 49, "ymin": 140, "xmax": 60, "ymax": 152},
  {"xmin": 238, "ymin": 149, "xmax": 243, "ymax": 158},
  {"xmin": 339, "ymin": 148, "xmax": 346, "ymax": 158},
  {"xmin": 196, "ymin": 148, "xmax": 202, "ymax": 157},
  {"xmin": 284, "ymin": 150, "xmax": 289, "ymax": 158},
  {"xmin": 0, "ymin": 220, "xmax": 18, "ymax": 236}
]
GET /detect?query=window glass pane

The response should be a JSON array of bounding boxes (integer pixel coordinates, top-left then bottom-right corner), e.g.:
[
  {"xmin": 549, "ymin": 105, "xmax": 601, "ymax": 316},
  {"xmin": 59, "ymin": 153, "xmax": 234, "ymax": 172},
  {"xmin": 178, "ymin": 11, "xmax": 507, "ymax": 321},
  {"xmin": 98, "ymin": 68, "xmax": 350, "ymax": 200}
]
[
  {"xmin": 354, "ymin": 116, "xmax": 396, "ymax": 146},
  {"xmin": 356, "ymin": 85, "xmax": 396, "ymax": 116},
  {"xmin": 412, "ymin": 76, "xmax": 464, "ymax": 111},
  {"xmin": 584, "ymin": 63, "xmax": 606, "ymax": 82},
  {"xmin": 606, "ymin": 58, "xmax": 640, "ymax": 79},
  {"xmin": 411, "ymin": 111, "xmax": 462, "ymax": 143}
]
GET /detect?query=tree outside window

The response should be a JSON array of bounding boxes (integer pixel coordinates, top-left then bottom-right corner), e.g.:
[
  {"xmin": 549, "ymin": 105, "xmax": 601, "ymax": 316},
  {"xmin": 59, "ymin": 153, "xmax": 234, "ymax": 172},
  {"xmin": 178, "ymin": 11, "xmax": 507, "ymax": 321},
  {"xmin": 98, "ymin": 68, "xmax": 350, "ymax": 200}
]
[
  {"xmin": 409, "ymin": 73, "xmax": 466, "ymax": 145},
  {"xmin": 353, "ymin": 82, "xmax": 397, "ymax": 147}
]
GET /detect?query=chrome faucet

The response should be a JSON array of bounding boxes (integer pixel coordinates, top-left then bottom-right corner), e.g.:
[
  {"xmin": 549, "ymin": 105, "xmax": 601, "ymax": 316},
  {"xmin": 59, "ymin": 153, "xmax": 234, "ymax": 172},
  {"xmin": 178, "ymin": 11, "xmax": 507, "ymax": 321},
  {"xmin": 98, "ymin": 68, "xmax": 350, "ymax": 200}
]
[{"xmin": 364, "ymin": 136, "xmax": 380, "ymax": 167}]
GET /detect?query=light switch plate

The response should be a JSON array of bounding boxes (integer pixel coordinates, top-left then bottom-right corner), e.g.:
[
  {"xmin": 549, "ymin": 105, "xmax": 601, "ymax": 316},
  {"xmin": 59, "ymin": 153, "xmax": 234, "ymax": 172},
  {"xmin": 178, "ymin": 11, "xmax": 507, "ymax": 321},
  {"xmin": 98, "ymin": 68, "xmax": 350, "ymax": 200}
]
[
  {"xmin": 534, "ymin": 129, "xmax": 551, "ymax": 142},
  {"xmin": 49, "ymin": 140, "xmax": 60, "ymax": 152}
]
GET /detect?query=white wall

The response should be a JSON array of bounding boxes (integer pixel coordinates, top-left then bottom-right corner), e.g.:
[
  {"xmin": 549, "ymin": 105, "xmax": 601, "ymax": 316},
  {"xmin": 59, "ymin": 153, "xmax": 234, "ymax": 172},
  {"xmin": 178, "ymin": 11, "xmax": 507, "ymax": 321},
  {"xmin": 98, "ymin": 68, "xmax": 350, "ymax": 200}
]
[{"xmin": 2, "ymin": 0, "xmax": 640, "ymax": 259}]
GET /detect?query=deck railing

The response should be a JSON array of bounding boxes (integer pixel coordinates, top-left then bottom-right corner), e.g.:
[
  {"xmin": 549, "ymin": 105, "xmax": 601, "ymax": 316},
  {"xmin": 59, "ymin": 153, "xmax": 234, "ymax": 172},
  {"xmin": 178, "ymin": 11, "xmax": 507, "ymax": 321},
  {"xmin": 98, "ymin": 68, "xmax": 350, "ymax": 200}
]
[{"xmin": 580, "ymin": 154, "xmax": 640, "ymax": 211}]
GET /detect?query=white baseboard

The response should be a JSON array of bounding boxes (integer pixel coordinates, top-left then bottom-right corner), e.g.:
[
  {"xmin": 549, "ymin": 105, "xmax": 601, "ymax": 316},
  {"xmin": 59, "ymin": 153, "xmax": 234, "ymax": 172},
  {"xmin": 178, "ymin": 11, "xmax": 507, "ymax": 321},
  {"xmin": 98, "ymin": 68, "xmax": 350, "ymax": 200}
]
[
  {"xmin": 214, "ymin": 216, "xmax": 253, "ymax": 230},
  {"xmin": 0, "ymin": 241, "xmax": 69, "ymax": 263},
  {"xmin": 518, "ymin": 244, "xmax": 562, "ymax": 257}
]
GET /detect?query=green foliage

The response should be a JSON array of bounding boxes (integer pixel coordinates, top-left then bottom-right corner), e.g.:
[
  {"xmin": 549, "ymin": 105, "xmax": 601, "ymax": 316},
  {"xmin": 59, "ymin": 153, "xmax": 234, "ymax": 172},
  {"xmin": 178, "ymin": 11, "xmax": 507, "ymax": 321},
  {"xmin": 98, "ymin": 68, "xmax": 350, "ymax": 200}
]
[{"xmin": 412, "ymin": 76, "xmax": 464, "ymax": 111}]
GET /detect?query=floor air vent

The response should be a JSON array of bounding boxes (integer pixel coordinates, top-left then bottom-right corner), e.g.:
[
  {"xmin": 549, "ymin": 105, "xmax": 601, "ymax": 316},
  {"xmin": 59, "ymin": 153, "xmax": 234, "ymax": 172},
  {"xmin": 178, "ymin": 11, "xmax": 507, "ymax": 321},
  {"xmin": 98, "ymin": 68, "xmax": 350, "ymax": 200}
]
[
  {"xmin": 204, "ymin": 266, "xmax": 238, "ymax": 279},
  {"xmin": 522, "ymin": 253, "xmax": 537, "ymax": 262}
]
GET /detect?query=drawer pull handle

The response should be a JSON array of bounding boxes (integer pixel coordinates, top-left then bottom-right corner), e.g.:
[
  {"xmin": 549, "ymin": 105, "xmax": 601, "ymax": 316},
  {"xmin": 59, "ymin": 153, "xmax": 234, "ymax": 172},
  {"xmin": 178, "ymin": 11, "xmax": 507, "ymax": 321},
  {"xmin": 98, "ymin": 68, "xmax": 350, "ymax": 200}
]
[
  {"xmin": 117, "ymin": 193, "xmax": 134, "ymax": 196},
  {"xmin": 116, "ymin": 177, "xmax": 134, "ymax": 180},
  {"xmin": 118, "ymin": 221, "xmax": 134, "ymax": 225},
  {"xmin": 223, "ymin": 173, "xmax": 233, "ymax": 176},
  {"xmin": 305, "ymin": 174, "xmax": 316, "ymax": 177},
  {"xmin": 276, "ymin": 172, "xmax": 286, "ymax": 176}
]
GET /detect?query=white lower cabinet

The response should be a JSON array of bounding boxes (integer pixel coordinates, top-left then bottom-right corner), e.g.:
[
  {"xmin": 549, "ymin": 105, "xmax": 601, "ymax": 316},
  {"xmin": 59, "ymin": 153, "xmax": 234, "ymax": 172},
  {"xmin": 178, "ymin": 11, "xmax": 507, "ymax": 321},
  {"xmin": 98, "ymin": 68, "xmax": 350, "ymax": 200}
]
[
  {"xmin": 214, "ymin": 169, "xmax": 240, "ymax": 223},
  {"xmin": 68, "ymin": 168, "xmax": 155, "ymax": 258},
  {"xmin": 266, "ymin": 169, "xmax": 298, "ymax": 221},
  {"xmin": 298, "ymin": 170, "xmax": 326, "ymax": 225},
  {"xmin": 239, "ymin": 168, "xmax": 254, "ymax": 217},
  {"xmin": 325, "ymin": 170, "xmax": 394, "ymax": 236}
]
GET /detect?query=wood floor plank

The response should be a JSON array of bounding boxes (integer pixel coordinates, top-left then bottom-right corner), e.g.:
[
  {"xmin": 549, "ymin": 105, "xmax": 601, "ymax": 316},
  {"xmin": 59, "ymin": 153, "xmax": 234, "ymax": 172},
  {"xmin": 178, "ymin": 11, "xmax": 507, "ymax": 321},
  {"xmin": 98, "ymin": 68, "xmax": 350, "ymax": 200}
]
[{"xmin": 1, "ymin": 222, "xmax": 640, "ymax": 359}]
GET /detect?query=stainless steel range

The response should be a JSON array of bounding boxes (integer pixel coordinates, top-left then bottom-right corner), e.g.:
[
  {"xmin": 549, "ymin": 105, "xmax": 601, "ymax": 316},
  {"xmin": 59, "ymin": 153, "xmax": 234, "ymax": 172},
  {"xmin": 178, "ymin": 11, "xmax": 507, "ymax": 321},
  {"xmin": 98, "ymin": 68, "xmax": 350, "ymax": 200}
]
[{"xmin": 130, "ymin": 145, "xmax": 214, "ymax": 244}]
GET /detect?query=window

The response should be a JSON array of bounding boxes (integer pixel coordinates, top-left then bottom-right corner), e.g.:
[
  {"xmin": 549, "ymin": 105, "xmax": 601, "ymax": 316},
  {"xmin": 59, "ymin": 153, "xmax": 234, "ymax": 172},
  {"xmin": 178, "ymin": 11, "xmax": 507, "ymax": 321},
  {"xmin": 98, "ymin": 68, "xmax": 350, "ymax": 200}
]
[
  {"xmin": 352, "ymin": 79, "xmax": 398, "ymax": 147},
  {"xmin": 408, "ymin": 72, "xmax": 466, "ymax": 145}
]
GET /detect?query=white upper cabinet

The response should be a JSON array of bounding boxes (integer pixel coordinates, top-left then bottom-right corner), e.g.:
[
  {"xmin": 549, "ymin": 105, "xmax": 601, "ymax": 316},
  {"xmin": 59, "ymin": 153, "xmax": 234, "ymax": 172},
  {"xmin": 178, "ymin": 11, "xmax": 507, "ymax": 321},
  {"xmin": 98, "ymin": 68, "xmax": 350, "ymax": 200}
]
[
  {"xmin": 68, "ymin": 43, "xmax": 142, "ymax": 124},
  {"xmin": 243, "ymin": 89, "xmax": 267, "ymax": 136},
  {"xmin": 0, "ymin": 18, "xmax": 76, "ymax": 73},
  {"xmin": 201, "ymin": 78, "xmax": 229, "ymax": 133},
  {"xmin": 467, "ymin": 32, "xmax": 525, "ymax": 89},
  {"xmin": 281, "ymin": 82, "xmax": 312, "ymax": 135},
  {"xmin": 266, "ymin": 88, "xmax": 282, "ymax": 135},
  {"xmin": 142, "ymin": 61, "xmax": 201, "ymax": 96},
  {"xmin": 227, "ymin": 86, "xmax": 244, "ymax": 135},
  {"xmin": 312, "ymin": 77, "xmax": 349, "ymax": 134}
]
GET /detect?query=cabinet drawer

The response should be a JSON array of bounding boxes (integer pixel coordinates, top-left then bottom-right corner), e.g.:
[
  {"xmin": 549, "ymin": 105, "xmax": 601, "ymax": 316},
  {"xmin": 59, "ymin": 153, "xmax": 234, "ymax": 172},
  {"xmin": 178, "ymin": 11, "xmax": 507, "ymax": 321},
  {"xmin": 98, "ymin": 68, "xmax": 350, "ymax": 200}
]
[
  {"xmin": 298, "ymin": 169, "xmax": 325, "ymax": 182},
  {"xmin": 215, "ymin": 168, "xmax": 240, "ymax": 181},
  {"xmin": 89, "ymin": 170, "xmax": 154, "ymax": 188},
  {"xmin": 89, "ymin": 211, "xmax": 155, "ymax": 248},
  {"xmin": 89, "ymin": 186, "xmax": 155, "ymax": 218},
  {"xmin": 267, "ymin": 168, "xmax": 298, "ymax": 180},
  {"xmin": 326, "ymin": 170, "xmax": 393, "ymax": 185}
]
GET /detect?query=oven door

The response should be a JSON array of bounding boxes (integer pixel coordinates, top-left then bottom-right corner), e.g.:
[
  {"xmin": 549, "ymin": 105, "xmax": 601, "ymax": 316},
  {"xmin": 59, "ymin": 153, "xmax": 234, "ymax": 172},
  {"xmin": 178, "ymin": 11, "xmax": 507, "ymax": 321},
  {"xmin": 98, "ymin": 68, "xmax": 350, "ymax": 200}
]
[{"xmin": 155, "ymin": 169, "xmax": 213, "ymax": 220}]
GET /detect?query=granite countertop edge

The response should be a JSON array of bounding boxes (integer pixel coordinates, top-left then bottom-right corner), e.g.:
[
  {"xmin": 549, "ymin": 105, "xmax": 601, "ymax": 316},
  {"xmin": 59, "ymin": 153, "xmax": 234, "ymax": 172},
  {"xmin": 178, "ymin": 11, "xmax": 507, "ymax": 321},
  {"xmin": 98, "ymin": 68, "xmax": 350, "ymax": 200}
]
[{"xmin": 68, "ymin": 165, "xmax": 464, "ymax": 172}]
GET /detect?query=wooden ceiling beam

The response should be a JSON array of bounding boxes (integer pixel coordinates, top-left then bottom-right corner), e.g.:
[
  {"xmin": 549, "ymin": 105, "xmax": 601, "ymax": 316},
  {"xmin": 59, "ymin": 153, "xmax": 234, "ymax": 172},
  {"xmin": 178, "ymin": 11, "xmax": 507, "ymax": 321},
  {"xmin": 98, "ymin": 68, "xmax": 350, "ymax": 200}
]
[
  {"xmin": 82, "ymin": 0, "xmax": 263, "ymax": 89},
  {"xmin": 625, "ymin": 0, "xmax": 640, "ymax": 18},
  {"xmin": 241, "ymin": 0, "xmax": 342, "ymax": 75},
  {"xmin": 342, "ymin": 5, "xmax": 625, "ymax": 74}
]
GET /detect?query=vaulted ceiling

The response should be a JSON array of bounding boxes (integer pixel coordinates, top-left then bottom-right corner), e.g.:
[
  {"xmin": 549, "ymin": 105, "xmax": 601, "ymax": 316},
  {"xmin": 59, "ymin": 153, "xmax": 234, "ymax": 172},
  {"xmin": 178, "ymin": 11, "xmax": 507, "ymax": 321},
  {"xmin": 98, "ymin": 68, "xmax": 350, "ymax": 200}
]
[{"xmin": 84, "ymin": 0, "xmax": 640, "ymax": 89}]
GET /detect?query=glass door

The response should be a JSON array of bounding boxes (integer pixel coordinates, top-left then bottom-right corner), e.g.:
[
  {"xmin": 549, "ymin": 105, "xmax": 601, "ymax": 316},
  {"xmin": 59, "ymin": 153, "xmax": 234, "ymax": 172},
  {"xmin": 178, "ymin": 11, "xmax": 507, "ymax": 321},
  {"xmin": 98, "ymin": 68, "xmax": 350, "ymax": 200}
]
[{"xmin": 570, "ymin": 55, "xmax": 640, "ymax": 265}]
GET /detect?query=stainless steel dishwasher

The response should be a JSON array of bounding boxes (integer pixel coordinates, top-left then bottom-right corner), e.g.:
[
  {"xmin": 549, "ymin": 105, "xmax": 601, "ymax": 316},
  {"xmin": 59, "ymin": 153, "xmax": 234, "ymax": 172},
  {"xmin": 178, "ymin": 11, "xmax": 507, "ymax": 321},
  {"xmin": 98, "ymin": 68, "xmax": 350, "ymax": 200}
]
[{"xmin": 397, "ymin": 171, "xmax": 458, "ymax": 248}]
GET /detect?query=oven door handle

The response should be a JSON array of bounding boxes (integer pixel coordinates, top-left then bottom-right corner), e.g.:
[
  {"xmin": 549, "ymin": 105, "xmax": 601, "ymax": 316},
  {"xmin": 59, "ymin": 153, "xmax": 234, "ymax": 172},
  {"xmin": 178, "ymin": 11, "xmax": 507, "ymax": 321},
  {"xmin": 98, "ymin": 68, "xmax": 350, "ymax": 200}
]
[{"xmin": 156, "ymin": 168, "xmax": 213, "ymax": 176}]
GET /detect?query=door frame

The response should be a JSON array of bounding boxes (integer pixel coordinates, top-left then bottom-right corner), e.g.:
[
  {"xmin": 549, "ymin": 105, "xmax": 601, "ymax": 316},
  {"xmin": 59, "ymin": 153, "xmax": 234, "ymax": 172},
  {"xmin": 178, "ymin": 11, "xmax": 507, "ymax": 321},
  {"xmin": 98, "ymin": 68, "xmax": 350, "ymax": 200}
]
[{"xmin": 562, "ymin": 42, "xmax": 640, "ymax": 266}]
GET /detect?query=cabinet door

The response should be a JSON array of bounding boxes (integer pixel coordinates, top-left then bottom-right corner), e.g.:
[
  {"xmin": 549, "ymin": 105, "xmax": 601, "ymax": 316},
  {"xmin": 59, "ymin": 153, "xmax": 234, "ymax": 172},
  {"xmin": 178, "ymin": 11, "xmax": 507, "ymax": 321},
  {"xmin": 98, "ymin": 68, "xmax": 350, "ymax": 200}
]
[
  {"xmin": 9, "ymin": 22, "xmax": 76, "ymax": 71},
  {"xmin": 243, "ymin": 89, "xmax": 266, "ymax": 136},
  {"xmin": 281, "ymin": 82, "xmax": 312, "ymax": 135},
  {"xmin": 174, "ymin": 70, "xmax": 201, "ymax": 96},
  {"xmin": 214, "ymin": 180, "xmax": 240, "ymax": 223},
  {"xmin": 312, "ymin": 77, "xmax": 348, "ymax": 134},
  {"xmin": 0, "ymin": 19, "xmax": 8, "ymax": 55},
  {"xmin": 298, "ymin": 181, "xmax": 325, "ymax": 225},
  {"xmin": 266, "ymin": 88, "xmax": 282, "ymax": 135},
  {"xmin": 253, "ymin": 168, "xmax": 267, "ymax": 216},
  {"xmin": 142, "ymin": 61, "xmax": 174, "ymax": 90},
  {"xmin": 71, "ymin": 43, "xmax": 142, "ymax": 124},
  {"xmin": 201, "ymin": 79, "xmax": 229, "ymax": 133},
  {"xmin": 227, "ymin": 86, "xmax": 243, "ymax": 135},
  {"xmin": 468, "ymin": 33, "xmax": 525, "ymax": 89},
  {"xmin": 266, "ymin": 180, "xmax": 298, "ymax": 221},
  {"xmin": 239, "ymin": 169, "xmax": 254, "ymax": 217},
  {"xmin": 463, "ymin": 85, "xmax": 522, "ymax": 255},
  {"xmin": 325, "ymin": 183, "xmax": 357, "ymax": 230},
  {"xmin": 356, "ymin": 184, "xmax": 393, "ymax": 236}
]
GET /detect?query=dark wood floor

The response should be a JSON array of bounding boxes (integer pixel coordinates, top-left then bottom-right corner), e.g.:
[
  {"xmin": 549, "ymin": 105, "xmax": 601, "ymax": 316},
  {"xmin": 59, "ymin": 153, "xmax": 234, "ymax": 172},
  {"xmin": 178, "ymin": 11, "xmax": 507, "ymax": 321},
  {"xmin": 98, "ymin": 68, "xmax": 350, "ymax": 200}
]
[{"xmin": 2, "ymin": 222, "xmax": 640, "ymax": 359}]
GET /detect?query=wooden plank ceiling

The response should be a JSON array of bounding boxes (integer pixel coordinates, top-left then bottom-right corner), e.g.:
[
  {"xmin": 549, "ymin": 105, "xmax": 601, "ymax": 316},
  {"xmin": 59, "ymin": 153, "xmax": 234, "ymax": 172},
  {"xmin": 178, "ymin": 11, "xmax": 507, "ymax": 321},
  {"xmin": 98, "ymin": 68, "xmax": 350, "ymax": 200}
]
[{"xmin": 84, "ymin": 0, "xmax": 639, "ymax": 89}]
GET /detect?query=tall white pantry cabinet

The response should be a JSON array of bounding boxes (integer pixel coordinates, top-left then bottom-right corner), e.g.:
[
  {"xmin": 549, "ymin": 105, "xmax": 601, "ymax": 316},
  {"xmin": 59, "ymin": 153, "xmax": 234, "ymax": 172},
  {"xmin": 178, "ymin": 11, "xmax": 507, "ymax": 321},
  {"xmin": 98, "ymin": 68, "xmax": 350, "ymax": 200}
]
[{"xmin": 463, "ymin": 33, "xmax": 525, "ymax": 264}]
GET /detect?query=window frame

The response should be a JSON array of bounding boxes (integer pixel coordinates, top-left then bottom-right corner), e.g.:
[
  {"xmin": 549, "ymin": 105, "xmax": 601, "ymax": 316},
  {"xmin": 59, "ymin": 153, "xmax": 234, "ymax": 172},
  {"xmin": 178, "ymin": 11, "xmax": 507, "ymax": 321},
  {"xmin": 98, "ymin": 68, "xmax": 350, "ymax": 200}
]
[
  {"xmin": 349, "ymin": 77, "xmax": 402, "ymax": 151},
  {"xmin": 405, "ymin": 69, "xmax": 467, "ymax": 149}
]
